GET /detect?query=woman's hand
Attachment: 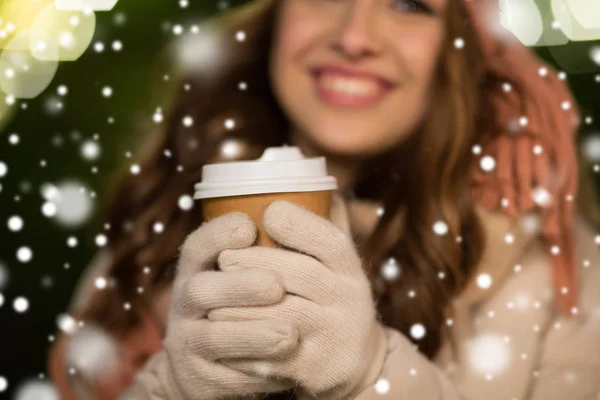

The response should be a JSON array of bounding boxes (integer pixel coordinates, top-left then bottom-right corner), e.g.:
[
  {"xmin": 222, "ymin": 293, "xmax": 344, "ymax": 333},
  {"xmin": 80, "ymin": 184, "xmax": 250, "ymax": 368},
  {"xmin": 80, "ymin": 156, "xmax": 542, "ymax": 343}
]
[
  {"xmin": 151, "ymin": 212, "xmax": 300, "ymax": 399},
  {"xmin": 210, "ymin": 200, "xmax": 388, "ymax": 400}
]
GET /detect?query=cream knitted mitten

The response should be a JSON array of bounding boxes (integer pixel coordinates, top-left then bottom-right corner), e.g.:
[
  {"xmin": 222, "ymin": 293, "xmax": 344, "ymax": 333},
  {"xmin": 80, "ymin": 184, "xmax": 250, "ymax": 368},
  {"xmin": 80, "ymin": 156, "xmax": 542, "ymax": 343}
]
[
  {"xmin": 211, "ymin": 201, "xmax": 388, "ymax": 400},
  {"xmin": 123, "ymin": 212, "xmax": 299, "ymax": 399}
]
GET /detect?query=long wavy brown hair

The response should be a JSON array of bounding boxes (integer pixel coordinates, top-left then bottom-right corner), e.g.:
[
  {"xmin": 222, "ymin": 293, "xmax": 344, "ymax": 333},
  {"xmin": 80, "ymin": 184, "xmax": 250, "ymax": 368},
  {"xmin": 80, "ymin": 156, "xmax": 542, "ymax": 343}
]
[{"xmin": 81, "ymin": 0, "xmax": 494, "ymax": 362}]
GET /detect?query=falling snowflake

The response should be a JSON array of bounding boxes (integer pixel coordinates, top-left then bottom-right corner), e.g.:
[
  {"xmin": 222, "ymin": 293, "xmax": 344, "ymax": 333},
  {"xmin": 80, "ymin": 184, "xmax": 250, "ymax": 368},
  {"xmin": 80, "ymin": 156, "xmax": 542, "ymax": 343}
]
[
  {"xmin": 178, "ymin": 194, "xmax": 194, "ymax": 211},
  {"xmin": 380, "ymin": 257, "xmax": 401, "ymax": 281},
  {"xmin": 433, "ymin": 220, "xmax": 448, "ymax": 236},
  {"xmin": 57, "ymin": 313, "xmax": 78, "ymax": 334},
  {"xmin": 532, "ymin": 187, "xmax": 551, "ymax": 207},
  {"xmin": 153, "ymin": 108, "xmax": 164, "ymax": 123},
  {"xmin": 42, "ymin": 202, "xmax": 58, "ymax": 217},
  {"xmin": 8, "ymin": 215, "xmax": 24, "ymax": 231},
  {"xmin": 130, "ymin": 164, "xmax": 141, "ymax": 175},
  {"xmin": 582, "ymin": 135, "xmax": 600, "ymax": 162},
  {"xmin": 57, "ymin": 85, "xmax": 68, "ymax": 96},
  {"xmin": 235, "ymin": 30, "xmax": 246, "ymax": 42},
  {"xmin": 112, "ymin": 40, "xmax": 123, "ymax": 51},
  {"xmin": 16, "ymin": 247, "xmax": 33, "ymax": 263},
  {"xmin": 220, "ymin": 139, "xmax": 243, "ymax": 159},
  {"xmin": 94, "ymin": 277, "xmax": 107, "ymax": 290},
  {"xmin": 95, "ymin": 234, "xmax": 108, "ymax": 247},
  {"xmin": 591, "ymin": 46, "xmax": 600, "ymax": 66},
  {"xmin": 101, "ymin": 86, "xmax": 113, "ymax": 97},
  {"xmin": 466, "ymin": 334, "xmax": 512, "ymax": 376},
  {"xmin": 172, "ymin": 24, "xmax": 184, "ymax": 36},
  {"xmin": 41, "ymin": 181, "xmax": 94, "ymax": 227},
  {"xmin": 224, "ymin": 118, "xmax": 236, "ymax": 130},
  {"xmin": 13, "ymin": 380, "xmax": 59, "ymax": 400},
  {"xmin": 153, "ymin": 222, "xmax": 165, "ymax": 233},
  {"xmin": 374, "ymin": 378, "xmax": 390, "ymax": 394},
  {"xmin": 65, "ymin": 325, "xmax": 120, "ymax": 381},
  {"xmin": 477, "ymin": 273, "xmax": 493, "ymax": 289},
  {"xmin": 14, "ymin": 296, "xmax": 29, "ymax": 313},
  {"xmin": 410, "ymin": 323, "xmax": 426, "ymax": 340},
  {"xmin": 81, "ymin": 140, "xmax": 101, "ymax": 161},
  {"xmin": 520, "ymin": 213, "xmax": 541, "ymax": 234},
  {"xmin": 480, "ymin": 156, "xmax": 496, "ymax": 172},
  {"xmin": 93, "ymin": 42, "xmax": 105, "ymax": 52}
]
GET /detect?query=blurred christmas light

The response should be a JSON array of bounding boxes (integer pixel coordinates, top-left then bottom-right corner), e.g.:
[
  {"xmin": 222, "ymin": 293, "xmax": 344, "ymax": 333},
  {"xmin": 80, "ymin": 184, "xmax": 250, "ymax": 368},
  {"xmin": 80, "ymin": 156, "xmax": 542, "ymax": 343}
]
[
  {"xmin": 499, "ymin": 0, "xmax": 544, "ymax": 46},
  {"xmin": 0, "ymin": 0, "xmax": 52, "ymax": 50},
  {"xmin": 55, "ymin": 0, "xmax": 118, "ymax": 12},
  {"xmin": 551, "ymin": 0, "xmax": 600, "ymax": 41},
  {"xmin": 30, "ymin": 5, "xmax": 96, "ymax": 61},
  {"xmin": 0, "ymin": 31, "xmax": 59, "ymax": 98},
  {"xmin": 41, "ymin": 180, "xmax": 94, "ymax": 228},
  {"xmin": 14, "ymin": 380, "xmax": 59, "ymax": 400},
  {"xmin": 494, "ymin": 0, "xmax": 600, "ymax": 46},
  {"xmin": 564, "ymin": 0, "xmax": 600, "ymax": 30}
]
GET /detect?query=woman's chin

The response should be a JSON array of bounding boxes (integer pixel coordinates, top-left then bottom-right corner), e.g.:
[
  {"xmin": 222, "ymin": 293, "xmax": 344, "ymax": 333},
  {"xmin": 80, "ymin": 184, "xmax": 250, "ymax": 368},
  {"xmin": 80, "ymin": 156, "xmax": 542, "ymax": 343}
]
[{"xmin": 307, "ymin": 129, "xmax": 389, "ymax": 159}]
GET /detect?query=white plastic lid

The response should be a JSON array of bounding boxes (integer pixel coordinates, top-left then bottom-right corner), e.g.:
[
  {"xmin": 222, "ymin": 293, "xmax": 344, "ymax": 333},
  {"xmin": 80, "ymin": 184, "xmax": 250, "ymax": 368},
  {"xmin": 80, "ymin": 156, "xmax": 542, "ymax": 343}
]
[{"xmin": 194, "ymin": 146, "xmax": 338, "ymax": 199}]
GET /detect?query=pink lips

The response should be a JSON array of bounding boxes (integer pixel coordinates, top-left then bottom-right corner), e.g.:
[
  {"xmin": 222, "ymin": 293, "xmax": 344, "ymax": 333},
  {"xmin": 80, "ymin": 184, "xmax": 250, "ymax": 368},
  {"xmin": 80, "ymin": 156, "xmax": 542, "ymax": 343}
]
[{"xmin": 310, "ymin": 65, "xmax": 395, "ymax": 109}]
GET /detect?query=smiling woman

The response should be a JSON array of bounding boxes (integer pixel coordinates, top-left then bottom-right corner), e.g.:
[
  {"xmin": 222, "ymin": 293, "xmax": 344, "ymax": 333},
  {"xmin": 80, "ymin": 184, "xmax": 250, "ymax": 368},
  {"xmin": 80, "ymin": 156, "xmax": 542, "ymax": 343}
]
[
  {"xmin": 273, "ymin": 0, "xmax": 450, "ymax": 157},
  {"xmin": 47, "ymin": 0, "xmax": 600, "ymax": 400}
]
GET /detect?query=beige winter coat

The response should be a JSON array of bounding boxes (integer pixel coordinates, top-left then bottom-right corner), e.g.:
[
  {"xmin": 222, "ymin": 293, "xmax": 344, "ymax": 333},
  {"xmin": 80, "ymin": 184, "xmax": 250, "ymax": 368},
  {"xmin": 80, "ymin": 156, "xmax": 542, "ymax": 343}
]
[
  {"xmin": 54, "ymin": 196, "xmax": 600, "ymax": 399},
  {"xmin": 344, "ymin": 198, "xmax": 600, "ymax": 400}
]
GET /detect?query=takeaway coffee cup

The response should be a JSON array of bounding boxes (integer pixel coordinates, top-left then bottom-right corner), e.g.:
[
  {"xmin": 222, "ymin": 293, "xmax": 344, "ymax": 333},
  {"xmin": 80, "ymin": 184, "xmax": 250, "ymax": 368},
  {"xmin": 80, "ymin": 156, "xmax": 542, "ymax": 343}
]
[{"xmin": 194, "ymin": 146, "xmax": 338, "ymax": 247}]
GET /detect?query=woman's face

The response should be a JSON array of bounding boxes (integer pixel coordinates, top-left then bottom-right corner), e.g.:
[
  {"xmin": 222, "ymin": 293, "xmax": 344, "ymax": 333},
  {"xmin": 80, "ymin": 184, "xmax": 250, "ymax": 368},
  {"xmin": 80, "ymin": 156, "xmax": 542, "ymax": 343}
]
[{"xmin": 270, "ymin": 0, "xmax": 448, "ymax": 158}]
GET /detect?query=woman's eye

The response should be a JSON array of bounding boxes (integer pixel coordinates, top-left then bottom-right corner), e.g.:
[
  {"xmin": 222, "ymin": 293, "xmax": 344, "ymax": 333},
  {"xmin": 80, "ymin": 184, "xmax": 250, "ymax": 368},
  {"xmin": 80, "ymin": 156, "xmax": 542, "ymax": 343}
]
[{"xmin": 392, "ymin": 0, "xmax": 433, "ymax": 14}]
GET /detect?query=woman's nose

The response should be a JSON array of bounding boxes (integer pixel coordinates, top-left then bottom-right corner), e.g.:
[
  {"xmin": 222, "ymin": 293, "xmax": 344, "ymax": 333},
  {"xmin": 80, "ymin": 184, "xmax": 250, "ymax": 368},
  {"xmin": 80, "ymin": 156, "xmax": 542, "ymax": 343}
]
[{"xmin": 330, "ymin": 3, "xmax": 384, "ymax": 59}]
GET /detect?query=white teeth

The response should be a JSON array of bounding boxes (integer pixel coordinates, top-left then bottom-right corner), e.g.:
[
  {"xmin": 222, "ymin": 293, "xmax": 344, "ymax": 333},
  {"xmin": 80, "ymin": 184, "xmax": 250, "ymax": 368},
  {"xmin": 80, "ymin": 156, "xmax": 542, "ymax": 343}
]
[{"xmin": 320, "ymin": 74, "xmax": 381, "ymax": 96}]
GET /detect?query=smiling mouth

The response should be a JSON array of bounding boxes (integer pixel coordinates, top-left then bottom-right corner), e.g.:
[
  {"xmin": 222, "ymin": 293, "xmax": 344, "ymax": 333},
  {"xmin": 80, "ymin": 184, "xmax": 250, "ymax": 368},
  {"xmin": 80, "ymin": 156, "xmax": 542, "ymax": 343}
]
[{"xmin": 310, "ymin": 68, "xmax": 394, "ymax": 109}]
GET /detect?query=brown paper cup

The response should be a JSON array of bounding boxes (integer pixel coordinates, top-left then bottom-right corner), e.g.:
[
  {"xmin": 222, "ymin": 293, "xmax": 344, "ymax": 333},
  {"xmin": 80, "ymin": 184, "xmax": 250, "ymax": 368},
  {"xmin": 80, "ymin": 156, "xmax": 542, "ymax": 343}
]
[{"xmin": 202, "ymin": 190, "xmax": 332, "ymax": 247}]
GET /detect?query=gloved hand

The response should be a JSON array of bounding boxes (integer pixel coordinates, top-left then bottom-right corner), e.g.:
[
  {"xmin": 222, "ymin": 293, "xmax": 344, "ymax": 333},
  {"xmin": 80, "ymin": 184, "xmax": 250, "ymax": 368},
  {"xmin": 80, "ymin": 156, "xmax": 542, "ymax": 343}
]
[
  {"xmin": 123, "ymin": 212, "xmax": 300, "ymax": 400},
  {"xmin": 210, "ymin": 200, "xmax": 388, "ymax": 400}
]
